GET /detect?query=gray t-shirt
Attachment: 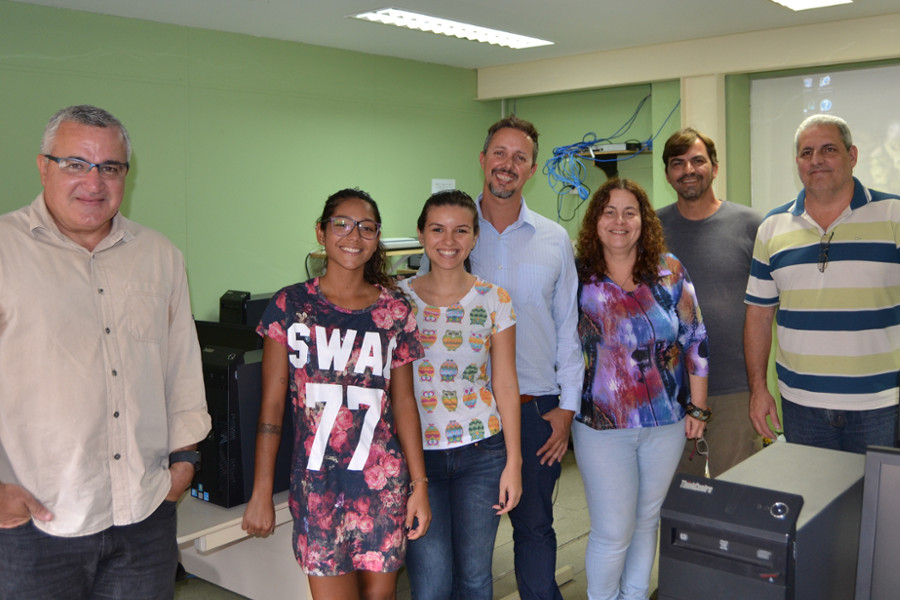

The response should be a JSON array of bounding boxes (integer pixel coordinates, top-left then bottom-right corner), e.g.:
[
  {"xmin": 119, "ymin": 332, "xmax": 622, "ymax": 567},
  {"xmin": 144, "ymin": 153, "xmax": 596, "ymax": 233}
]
[{"xmin": 657, "ymin": 200, "xmax": 762, "ymax": 396}]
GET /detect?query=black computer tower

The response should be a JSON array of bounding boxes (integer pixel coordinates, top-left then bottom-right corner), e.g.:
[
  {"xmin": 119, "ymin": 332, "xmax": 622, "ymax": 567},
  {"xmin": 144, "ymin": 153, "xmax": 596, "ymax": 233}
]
[
  {"xmin": 659, "ymin": 443, "xmax": 864, "ymax": 600},
  {"xmin": 219, "ymin": 290, "xmax": 272, "ymax": 327},
  {"xmin": 191, "ymin": 346, "xmax": 293, "ymax": 508},
  {"xmin": 660, "ymin": 475, "xmax": 803, "ymax": 599}
]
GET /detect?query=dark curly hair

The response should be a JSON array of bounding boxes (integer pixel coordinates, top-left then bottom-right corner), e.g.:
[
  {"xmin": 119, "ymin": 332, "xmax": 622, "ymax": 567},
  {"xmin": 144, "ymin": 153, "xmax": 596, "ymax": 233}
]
[
  {"xmin": 575, "ymin": 178, "xmax": 667, "ymax": 285},
  {"xmin": 317, "ymin": 188, "xmax": 395, "ymax": 290}
]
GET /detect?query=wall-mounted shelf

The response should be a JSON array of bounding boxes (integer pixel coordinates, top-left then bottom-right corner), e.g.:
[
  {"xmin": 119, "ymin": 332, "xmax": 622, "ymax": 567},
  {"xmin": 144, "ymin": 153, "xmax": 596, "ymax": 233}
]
[{"xmin": 579, "ymin": 148, "xmax": 652, "ymax": 179}]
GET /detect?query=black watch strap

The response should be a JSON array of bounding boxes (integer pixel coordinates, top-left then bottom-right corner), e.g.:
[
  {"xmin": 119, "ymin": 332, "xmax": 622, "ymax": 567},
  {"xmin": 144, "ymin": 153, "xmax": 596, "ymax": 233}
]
[{"xmin": 169, "ymin": 450, "xmax": 201, "ymax": 473}]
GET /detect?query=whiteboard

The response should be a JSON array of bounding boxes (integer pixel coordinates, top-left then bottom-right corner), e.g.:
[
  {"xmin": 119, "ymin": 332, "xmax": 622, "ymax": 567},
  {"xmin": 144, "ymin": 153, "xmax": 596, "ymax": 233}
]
[{"xmin": 750, "ymin": 63, "xmax": 900, "ymax": 216}]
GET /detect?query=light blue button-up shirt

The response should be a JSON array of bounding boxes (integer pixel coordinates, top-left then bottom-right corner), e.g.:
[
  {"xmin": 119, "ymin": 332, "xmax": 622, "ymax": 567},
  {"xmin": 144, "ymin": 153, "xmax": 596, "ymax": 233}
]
[{"xmin": 468, "ymin": 195, "xmax": 583, "ymax": 412}]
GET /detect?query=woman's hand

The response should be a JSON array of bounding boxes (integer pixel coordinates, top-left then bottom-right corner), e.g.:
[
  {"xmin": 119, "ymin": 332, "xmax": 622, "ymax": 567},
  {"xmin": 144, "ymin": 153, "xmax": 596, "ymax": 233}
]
[
  {"xmin": 684, "ymin": 415, "xmax": 707, "ymax": 440},
  {"xmin": 493, "ymin": 462, "xmax": 522, "ymax": 515},
  {"xmin": 685, "ymin": 373, "xmax": 709, "ymax": 441},
  {"xmin": 405, "ymin": 484, "xmax": 431, "ymax": 540},
  {"xmin": 242, "ymin": 494, "xmax": 276, "ymax": 538}
]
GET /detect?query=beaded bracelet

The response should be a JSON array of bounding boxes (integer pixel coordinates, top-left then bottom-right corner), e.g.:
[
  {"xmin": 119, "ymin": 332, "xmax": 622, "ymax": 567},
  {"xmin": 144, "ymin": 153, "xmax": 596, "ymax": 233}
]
[{"xmin": 685, "ymin": 402, "xmax": 712, "ymax": 422}]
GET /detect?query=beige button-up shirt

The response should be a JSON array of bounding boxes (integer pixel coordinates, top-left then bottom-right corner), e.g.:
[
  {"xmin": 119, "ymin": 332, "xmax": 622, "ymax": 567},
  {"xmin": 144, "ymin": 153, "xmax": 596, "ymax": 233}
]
[{"xmin": 0, "ymin": 195, "xmax": 210, "ymax": 536}]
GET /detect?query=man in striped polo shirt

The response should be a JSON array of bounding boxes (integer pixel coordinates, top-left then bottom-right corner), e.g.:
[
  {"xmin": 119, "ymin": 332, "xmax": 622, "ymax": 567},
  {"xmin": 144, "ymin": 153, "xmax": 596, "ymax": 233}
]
[{"xmin": 744, "ymin": 114, "xmax": 900, "ymax": 453}]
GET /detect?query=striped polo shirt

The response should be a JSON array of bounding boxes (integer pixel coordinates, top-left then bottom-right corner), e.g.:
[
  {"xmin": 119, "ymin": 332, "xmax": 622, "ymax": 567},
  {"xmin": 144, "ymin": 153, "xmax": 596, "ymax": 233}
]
[{"xmin": 745, "ymin": 177, "xmax": 900, "ymax": 410}]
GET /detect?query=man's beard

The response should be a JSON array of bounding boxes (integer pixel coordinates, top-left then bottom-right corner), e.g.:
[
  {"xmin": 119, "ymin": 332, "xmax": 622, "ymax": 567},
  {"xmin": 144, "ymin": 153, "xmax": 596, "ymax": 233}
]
[
  {"xmin": 489, "ymin": 169, "xmax": 518, "ymax": 199},
  {"xmin": 677, "ymin": 177, "xmax": 710, "ymax": 200},
  {"xmin": 489, "ymin": 182, "xmax": 516, "ymax": 199}
]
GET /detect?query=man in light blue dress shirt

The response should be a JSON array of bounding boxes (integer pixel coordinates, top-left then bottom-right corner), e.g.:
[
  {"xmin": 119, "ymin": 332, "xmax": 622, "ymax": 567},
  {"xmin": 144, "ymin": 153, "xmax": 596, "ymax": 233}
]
[{"xmin": 472, "ymin": 116, "xmax": 583, "ymax": 600}]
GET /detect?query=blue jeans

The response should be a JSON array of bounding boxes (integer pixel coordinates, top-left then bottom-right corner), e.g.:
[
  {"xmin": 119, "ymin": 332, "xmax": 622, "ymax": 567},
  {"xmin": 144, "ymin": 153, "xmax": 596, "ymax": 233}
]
[
  {"xmin": 781, "ymin": 398, "xmax": 899, "ymax": 453},
  {"xmin": 406, "ymin": 432, "xmax": 507, "ymax": 600},
  {"xmin": 509, "ymin": 395, "xmax": 564, "ymax": 600},
  {"xmin": 573, "ymin": 420, "xmax": 685, "ymax": 600},
  {"xmin": 0, "ymin": 500, "xmax": 178, "ymax": 600}
]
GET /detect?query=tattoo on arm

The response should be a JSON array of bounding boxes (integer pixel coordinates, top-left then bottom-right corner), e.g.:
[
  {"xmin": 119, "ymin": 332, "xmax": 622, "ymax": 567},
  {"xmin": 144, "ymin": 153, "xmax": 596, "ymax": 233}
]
[{"xmin": 257, "ymin": 423, "xmax": 282, "ymax": 436}]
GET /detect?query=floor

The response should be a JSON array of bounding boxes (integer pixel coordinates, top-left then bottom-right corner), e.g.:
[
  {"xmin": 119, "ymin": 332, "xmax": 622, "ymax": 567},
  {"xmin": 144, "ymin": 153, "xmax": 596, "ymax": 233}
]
[{"xmin": 175, "ymin": 452, "xmax": 661, "ymax": 599}]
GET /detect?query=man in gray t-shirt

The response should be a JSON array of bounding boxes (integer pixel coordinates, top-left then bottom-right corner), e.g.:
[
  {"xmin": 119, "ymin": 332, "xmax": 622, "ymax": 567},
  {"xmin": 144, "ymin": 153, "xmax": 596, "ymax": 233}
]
[{"xmin": 657, "ymin": 128, "xmax": 762, "ymax": 478}]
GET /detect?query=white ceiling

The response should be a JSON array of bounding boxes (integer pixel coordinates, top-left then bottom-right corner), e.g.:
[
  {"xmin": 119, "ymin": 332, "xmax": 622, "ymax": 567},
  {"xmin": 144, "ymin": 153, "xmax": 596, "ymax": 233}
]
[{"xmin": 11, "ymin": 0, "xmax": 900, "ymax": 69}]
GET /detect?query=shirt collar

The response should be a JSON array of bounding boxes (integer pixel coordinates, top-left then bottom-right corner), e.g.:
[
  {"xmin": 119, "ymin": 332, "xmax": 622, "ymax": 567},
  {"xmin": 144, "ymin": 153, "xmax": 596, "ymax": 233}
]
[
  {"xmin": 789, "ymin": 176, "xmax": 871, "ymax": 216},
  {"xmin": 475, "ymin": 193, "xmax": 536, "ymax": 233},
  {"xmin": 28, "ymin": 192, "xmax": 133, "ymax": 251}
]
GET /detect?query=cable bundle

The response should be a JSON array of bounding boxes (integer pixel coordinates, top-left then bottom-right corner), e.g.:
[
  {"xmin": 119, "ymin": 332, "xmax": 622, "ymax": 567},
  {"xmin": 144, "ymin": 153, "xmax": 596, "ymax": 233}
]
[{"xmin": 543, "ymin": 95, "xmax": 681, "ymax": 221}]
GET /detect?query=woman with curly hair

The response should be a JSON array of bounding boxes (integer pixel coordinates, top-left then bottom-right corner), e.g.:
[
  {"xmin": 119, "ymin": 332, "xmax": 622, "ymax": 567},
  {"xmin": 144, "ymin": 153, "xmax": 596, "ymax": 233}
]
[{"xmin": 573, "ymin": 178, "xmax": 709, "ymax": 600}]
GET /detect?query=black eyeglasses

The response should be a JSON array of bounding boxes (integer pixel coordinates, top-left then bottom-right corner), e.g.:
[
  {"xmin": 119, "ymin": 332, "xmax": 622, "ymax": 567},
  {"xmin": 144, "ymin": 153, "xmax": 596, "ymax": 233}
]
[
  {"xmin": 818, "ymin": 231, "xmax": 834, "ymax": 273},
  {"xmin": 43, "ymin": 155, "xmax": 129, "ymax": 179},
  {"xmin": 323, "ymin": 217, "xmax": 381, "ymax": 240}
]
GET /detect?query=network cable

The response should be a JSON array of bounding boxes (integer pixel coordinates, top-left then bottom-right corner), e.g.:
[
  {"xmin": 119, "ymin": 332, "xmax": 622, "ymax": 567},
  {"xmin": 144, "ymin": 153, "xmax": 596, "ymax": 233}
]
[{"xmin": 545, "ymin": 95, "xmax": 682, "ymax": 222}]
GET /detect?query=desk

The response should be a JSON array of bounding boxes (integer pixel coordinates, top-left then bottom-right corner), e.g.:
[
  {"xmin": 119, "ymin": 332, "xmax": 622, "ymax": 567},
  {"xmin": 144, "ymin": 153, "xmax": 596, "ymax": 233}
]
[{"xmin": 177, "ymin": 492, "xmax": 310, "ymax": 600}]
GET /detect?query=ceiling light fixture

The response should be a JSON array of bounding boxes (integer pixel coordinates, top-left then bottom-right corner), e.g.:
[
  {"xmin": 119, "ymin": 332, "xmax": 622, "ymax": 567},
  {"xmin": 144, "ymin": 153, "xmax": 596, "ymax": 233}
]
[
  {"xmin": 769, "ymin": 0, "xmax": 852, "ymax": 11},
  {"xmin": 351, "ymin": 8, "xmax": 553, "ymax": 50}
]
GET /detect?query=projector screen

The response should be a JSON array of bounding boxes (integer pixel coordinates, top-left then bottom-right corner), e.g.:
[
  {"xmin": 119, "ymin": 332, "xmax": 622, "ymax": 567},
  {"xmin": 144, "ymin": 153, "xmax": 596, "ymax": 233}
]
[{"xmin": 750, "ymin": 63, "xmax": 900, "ymax": 216}]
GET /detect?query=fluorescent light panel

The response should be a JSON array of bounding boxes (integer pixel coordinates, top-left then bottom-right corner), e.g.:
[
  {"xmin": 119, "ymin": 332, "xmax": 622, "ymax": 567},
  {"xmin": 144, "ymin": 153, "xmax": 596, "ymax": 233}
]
[
  {"xmin": 352, "ymin": 8, "xmax": 553, "ymax": 50},
  {"xmin": 770, "ymin": 0, "xmax": 852, "ymax": 11}
]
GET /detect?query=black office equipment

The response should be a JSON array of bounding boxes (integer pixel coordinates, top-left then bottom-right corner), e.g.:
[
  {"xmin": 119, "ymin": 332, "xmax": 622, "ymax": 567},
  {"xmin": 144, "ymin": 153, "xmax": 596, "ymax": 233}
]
[
  {"xmin": 660, "ymin": 475, "xmax": 803, "ymax": 599},
  {"xmin": 191, "ymin": 322, "xmax": 292, "ymax": 508},
  {"xmin": 219, "ymin": 290, "xmax": 273, "ymax": 327},
  {"xmin": 659, "ymin": 443, "xmax": 864, "ymax": 600},
  {"xmin": 194, "ymin": 319, "xmax": 262, "ymax": 352}
]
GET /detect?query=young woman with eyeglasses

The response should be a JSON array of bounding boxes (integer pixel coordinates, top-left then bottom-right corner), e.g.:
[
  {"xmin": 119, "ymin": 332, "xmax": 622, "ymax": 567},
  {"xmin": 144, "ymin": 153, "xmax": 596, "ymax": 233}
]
[{"xmin": 241, "ymin": 188, "xmax": 430, "ymax": 600}]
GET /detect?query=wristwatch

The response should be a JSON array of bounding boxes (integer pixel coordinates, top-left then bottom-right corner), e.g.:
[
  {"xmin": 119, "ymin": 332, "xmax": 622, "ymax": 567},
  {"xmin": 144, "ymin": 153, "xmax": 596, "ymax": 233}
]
[{"xmin": 169, "ymin": 450, "xmax": 201, "ymax": 473}]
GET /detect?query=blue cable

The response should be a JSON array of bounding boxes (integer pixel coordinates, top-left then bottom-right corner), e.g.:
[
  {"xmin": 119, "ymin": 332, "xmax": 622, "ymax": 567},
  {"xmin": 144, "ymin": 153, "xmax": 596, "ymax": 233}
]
[
  {"xmin": 544, "ymin": 97, "xmax": 682, "ymax": 213},
  {"xmin": 649, "ymin": 98, "xmax": 682, "ymax": 152}
]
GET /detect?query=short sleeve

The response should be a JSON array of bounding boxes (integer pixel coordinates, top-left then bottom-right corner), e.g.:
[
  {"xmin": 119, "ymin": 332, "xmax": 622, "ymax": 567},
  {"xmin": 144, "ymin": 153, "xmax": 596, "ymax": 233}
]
[
  {"xmin": 745, "ymin": 221, "xmax": 780, "ymax": 307},
  {"xmin": 256, "ymin": 287, "xmax": 291, "ymax": 347},
  {"xmin": 491, "ymin": 284, "xmax": 516, "ymax": 334},
  {"xmin": 387, "ymin": 293, "xmax": 424, "ymax": 370}
]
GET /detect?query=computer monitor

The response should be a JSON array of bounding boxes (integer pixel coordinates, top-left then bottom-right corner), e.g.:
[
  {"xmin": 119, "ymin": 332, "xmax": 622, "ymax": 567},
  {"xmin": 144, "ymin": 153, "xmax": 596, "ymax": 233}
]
[{"xmin": 854, "ymin": 445, "xmax": 900, "ymax": 600}]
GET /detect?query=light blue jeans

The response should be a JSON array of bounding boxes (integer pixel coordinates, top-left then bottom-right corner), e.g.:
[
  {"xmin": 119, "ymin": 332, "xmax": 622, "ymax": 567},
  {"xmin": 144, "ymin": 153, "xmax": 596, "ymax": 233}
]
[{"xmin": 572, "ymin": 420, "xmax": 685, "ymax": 600}]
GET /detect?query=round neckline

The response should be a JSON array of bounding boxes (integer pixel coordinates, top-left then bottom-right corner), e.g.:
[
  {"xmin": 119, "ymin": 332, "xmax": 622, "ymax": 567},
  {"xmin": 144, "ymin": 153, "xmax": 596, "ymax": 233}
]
[
  {"xmin": 313, "ymin": 277, "xmax": 383, "ymax": 314},
  {"xmin": 405, "ymin": 275, "xmax": 481, "ymax": 308}
]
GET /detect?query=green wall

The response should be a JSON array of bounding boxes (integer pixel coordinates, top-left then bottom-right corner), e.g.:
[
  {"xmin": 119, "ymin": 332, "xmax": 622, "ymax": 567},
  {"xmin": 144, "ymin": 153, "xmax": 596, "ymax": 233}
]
[
  {"xmin": 725, "ymin": 74, "xmax": 752, "ymax": 207},
  {"xmin": 0, "ymin": 1, "xmax": 497, "ymax": 318},
  {"xmin": 0, "ymin": 0, "xmax": 683, "ymax": 318},
  {"xmin": 649, "ymin": 80, "xmax": 682, "ymax": 209}
]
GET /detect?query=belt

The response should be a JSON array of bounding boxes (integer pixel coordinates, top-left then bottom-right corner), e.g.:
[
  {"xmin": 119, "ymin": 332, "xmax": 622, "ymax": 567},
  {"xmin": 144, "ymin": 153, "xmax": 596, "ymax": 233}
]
[{"xmin": 520, "ymin": 394, "xmax": 534, "ymax": 404}]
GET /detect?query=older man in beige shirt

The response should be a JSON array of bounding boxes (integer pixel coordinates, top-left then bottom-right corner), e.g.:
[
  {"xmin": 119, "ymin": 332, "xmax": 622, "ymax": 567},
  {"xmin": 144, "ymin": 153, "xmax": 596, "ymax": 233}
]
[{"xmin": 0, "ymin": 105, "xmax": 210, "ymax": 599}]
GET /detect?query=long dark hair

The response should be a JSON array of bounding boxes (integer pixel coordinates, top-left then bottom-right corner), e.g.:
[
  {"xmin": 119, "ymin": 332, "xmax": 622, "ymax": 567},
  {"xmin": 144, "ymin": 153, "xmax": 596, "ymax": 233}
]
[
  {"xmin": 317, "ymin": 188, "xmax": 394, "ymax": 290},
  {"xmin": 416, "ymin": 189, "xmax": 479, "ymax": 273},
  {"xmin": 575, "ymin": 178, "xmax": 667, "ymax": 285}
]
